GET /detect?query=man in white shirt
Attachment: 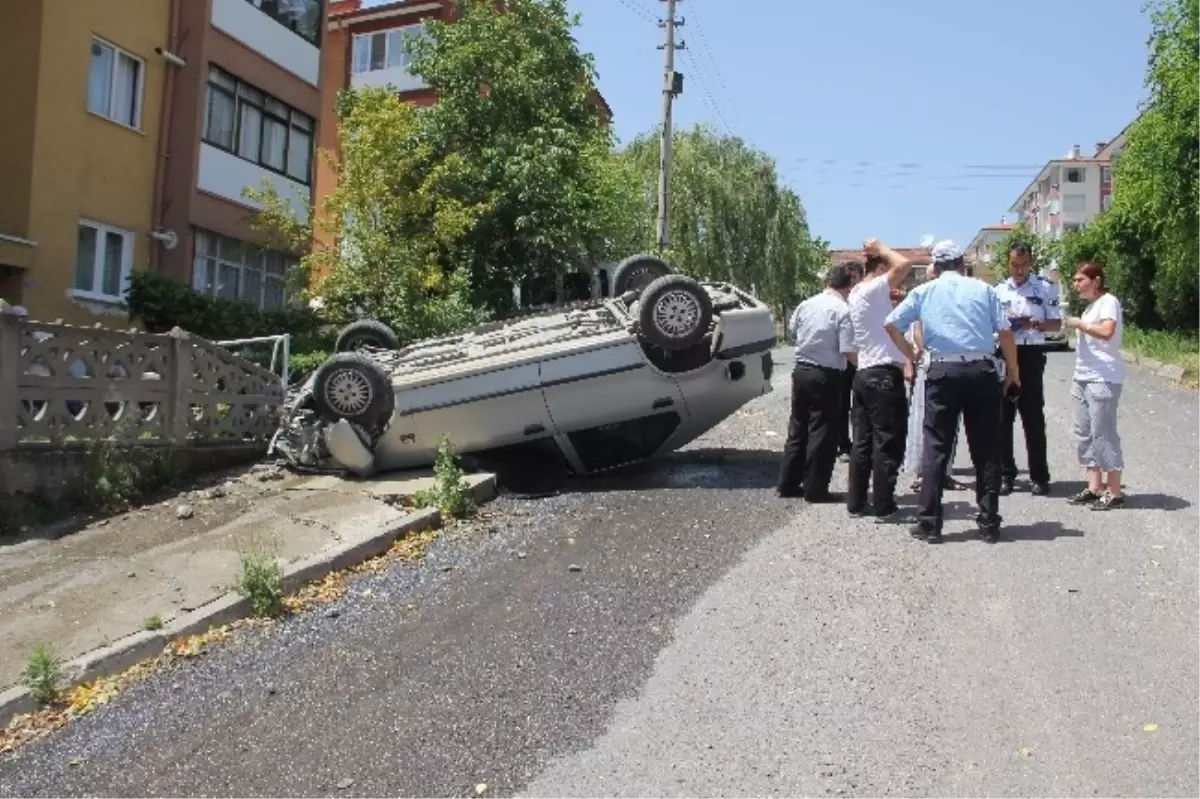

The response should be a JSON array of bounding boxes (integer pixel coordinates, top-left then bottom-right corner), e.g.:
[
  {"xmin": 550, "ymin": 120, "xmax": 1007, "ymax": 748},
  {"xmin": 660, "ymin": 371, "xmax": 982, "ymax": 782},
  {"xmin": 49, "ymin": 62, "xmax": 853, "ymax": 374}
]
[
  {"xmin": 845, "ymin": 239, "xmax": 915, "ymax": 518},
  {"xmin": 994, "ymin": 241, "xmax": 1061, "ymax": 496}
]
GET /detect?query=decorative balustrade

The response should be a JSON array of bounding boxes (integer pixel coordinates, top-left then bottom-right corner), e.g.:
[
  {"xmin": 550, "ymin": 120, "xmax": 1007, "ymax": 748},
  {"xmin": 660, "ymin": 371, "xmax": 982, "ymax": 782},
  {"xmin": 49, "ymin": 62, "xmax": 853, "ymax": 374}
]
[{"xmin": 0, "ymin": 314, "xmax": 284, "ymax": 451}]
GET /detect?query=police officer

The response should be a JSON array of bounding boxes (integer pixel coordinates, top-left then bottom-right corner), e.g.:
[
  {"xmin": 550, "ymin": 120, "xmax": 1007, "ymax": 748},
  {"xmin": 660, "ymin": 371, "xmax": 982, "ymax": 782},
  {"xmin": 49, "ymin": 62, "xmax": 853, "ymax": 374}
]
[
  {"xmin": 884, "ymin": 240, "xmax": 1020, "ymax": 544},
  {"xmin": 778, "ymin": 265, "xmax": 857, "ymax": 502},
  {"xmin": 994, "ymin": 241, "xmax": 1061, "ymax": 495}
]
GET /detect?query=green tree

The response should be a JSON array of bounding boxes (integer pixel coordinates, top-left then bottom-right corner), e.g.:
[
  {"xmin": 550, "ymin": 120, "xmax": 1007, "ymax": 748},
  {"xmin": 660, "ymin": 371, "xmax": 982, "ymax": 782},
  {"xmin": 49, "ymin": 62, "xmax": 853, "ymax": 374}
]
[
  {"xmin": 405, "ymin": 0, "xmax": 627, "ymax": 311},
  {"xmin": 615, "ymin": 123, "xmax": 826, "ymax": 317},
  {"xmin": 1105, "ymin": 0, "xmax": 1198, "ymax": 330},
  {"xmin": 248, "ymin": 87, "xmax": 484, "ymax": 346}
]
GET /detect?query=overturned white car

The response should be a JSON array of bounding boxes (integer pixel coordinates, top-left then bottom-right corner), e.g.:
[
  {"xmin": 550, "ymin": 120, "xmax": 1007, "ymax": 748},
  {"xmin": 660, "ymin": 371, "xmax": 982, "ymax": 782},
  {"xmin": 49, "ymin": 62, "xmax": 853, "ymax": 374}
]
[{"xmin": 272, "ymin": 255, "xmax": 777, "ymax": 478}]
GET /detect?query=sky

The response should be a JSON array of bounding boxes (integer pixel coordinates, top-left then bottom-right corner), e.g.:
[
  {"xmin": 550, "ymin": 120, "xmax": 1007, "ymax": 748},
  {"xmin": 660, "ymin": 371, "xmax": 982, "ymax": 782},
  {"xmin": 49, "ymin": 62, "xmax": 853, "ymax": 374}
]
[{"xmin": 365, "ymin": 0, "xmax": 1154, "ymax": 251}]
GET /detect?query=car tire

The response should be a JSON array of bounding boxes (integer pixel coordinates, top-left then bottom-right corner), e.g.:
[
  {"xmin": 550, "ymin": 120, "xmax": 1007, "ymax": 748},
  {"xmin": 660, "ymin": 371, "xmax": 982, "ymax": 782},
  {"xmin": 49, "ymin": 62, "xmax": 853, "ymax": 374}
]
[
  {"xmin": 335, "ymin": 320, "xmax": 401, "ymax": 352},
  {"xmin": 637, "ymin": 274, "xmax": 714, "ymax": 351},
  {"xmin": 311, "ymin": 352, "xmax": 395, "ymax": 430},
  {"xmin": 611, "ymin": 254, "xmax": 673, "ymax": 295}
]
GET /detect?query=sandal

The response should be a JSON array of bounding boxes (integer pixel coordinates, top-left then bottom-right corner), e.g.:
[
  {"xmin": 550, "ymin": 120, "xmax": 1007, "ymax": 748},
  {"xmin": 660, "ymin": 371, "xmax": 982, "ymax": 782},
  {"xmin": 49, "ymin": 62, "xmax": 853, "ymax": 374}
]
[
  {"xmin": 1091, "ymin": 491, "xmax": 1126, "ymax": 511},
  {"xmin": 1068, "ymin": 488, "xmax": 1102, "ymax": 505}
]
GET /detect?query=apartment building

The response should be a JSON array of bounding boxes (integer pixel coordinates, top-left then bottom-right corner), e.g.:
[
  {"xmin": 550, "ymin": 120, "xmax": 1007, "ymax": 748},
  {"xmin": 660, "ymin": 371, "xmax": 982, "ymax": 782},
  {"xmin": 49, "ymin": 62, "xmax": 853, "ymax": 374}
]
[
  {"xmin": 964, "ymin": 222, "xmax": 1013, "ymax": 271},
  {"xmin": 829, "ymin": 246, "xmax": 945, "ymax": 289},
  {"xmin": 0, "ymin": 0, "xmax": 171, "ymax": 321},
  {"xmin": 156, "ymin": 0, "xmax": 328, "ymax": 315},
  {"xmin": 0, "ymin": 0, "xmax": 328, "ymax": 324},
  {"xmin": 1008, "ymin": 129, "xmax": 1129, "ymax": 240}
]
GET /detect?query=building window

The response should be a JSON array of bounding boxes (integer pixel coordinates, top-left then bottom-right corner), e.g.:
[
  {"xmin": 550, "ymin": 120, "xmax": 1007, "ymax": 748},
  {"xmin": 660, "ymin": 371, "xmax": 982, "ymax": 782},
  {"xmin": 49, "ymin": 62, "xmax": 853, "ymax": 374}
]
[
  {"xmin": 1100, "ymin": 165, "xmax": 1112, "ymax": 183},
  {"xmin": 86, "ymin": 37, "xmax": 144, "ymax": 129},
  {"xmin": 203, "ymin": 66, "xmax": 315, "ymax": 185},
  {"xmin": 1065, "ymin": 167, "xmax": 1085, "ymax": 183},
  {"xmin": 245, "ymin": 0, "xmax": 323, "ymax": 46},
  {"xmin": 1061, "ymin": 194, "xmax": 1087, "ymax": 213},
  {"xmin": 74, "ymin": 220, "xmax": 134, "ymax": 301},
  {"xmin": 352, "ymin": 23, "xmax": 426, "ymax": 74},
  {"xmin": 192, "ymin": 229, "xmax": 294, "ymax": 310},
  {"xmin": 1101, "ymin": 193, "xmax": 1114, "ymax": 212}
]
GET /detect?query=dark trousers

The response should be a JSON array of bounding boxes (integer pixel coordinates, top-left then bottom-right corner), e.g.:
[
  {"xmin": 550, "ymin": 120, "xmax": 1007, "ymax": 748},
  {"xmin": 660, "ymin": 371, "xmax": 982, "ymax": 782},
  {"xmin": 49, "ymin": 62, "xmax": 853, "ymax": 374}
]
[
  {"xmin": 778, "ymin": 362, "xmax": 842, "ymax": 498},
  {"xmin": 847, "ymin": 364, "xmax": 908, "ymax": 513},
  {"xmin": 838, "ymin": 362, "xmax": 856, "ymax": 454},
  {"xmin": 918, "ymin": 359, "xmax": 1004, "ymax": 534},
  {"xmin": 1001, "ymin": 346, "xmax": 1049, "ymax": 484}
]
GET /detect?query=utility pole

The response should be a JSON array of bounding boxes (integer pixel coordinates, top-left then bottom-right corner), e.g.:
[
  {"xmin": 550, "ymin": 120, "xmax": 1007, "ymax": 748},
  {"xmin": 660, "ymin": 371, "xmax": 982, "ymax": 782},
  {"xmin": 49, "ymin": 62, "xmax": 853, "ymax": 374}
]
[{"xmin": 656, "ymin": 0, "xmax": 684, "ymax": 250}]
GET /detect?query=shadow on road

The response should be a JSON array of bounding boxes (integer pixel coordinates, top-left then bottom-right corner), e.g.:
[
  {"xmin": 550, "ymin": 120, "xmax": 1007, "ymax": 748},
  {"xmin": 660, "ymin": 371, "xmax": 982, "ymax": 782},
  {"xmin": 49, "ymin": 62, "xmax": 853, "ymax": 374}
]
[{"xmin": 480, "ymin": 446, "xmax": 783, "ymax": 498}]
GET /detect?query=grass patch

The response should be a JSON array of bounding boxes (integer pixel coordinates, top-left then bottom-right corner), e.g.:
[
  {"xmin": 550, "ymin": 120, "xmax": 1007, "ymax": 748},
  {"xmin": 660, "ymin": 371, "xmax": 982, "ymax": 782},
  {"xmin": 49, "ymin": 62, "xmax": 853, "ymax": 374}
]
[
  {"xmin": 1122, "ymin": 326, "xmax": 1199, "ymax": 382},
  {"xmin": 411, "ymin": 437, "xmax": 475, "ymax": 519},
  {"xmin": 234, "ymin": 548, "xmax": 285, "ymax": 619},
  {"xmin": 23, "ymin": 646, "xmax": 63, "ymax": 705},
  {"xmin": 142, "ymin": 615, "xmax": 163, "ymax": 631}
]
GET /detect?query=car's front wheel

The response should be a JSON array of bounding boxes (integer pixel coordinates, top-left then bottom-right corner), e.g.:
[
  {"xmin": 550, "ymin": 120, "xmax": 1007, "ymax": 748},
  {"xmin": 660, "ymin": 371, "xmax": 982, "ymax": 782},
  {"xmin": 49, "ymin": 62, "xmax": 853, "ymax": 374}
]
[
  {"xmin": 335, "ymin": 319, "xmax": 401, "ymax": 352},
  {"xmin": 311, "ymin": 353, "xmax": 395, "ymax": 431},
  {"xmin": 637, "ymin": 275, "xmax": 714, "ymax": 351}
]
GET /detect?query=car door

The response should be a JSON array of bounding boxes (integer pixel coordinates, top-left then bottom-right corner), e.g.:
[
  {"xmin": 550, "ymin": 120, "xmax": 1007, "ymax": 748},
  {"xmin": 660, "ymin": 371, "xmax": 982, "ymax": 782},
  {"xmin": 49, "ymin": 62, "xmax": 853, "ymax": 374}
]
[
  {"xmin": 540, "ymin": 338, "xmax": 688, "ymax": 473},
  {"xmin": 402, "ymin": 361, "xmax": 556, "ymax": 456}
]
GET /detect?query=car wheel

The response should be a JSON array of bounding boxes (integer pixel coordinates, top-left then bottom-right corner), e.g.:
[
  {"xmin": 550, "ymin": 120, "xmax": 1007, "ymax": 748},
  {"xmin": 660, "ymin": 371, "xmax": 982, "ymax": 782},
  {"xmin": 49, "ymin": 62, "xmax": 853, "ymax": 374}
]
[
  {"xmin": 611, "ymin": 254, "xmax": 673, "ymax": 295},
  {"xmin": 637, "ymin": 275, "xmax": 714, "ymax": 351},
  {"xmin": 335, "ymin": 320, "xmax": 401, "ymax": 352},
  {"xmin": 311, "ymin": 353, "xmax": 395, "ymax": 431}
]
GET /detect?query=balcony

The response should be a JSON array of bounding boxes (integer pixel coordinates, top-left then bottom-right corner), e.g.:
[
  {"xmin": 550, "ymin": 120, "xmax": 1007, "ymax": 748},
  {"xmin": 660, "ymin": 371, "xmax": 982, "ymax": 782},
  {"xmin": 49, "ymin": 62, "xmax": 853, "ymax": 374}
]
[
  {"xmin": 211, "ymin": 0, "xmax": 321, "ymax": 86},
  {"xmin": 197, "ymin": 143, "xmax": 310, "ymax": 218}
]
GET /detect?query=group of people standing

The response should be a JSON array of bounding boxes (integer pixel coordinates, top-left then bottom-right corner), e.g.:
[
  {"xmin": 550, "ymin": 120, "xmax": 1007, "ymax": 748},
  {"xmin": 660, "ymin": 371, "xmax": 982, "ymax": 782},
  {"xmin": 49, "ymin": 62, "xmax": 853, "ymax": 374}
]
[{"xmin": 778, "ymin": 237, "xmax": 1127, "ymax": 544}]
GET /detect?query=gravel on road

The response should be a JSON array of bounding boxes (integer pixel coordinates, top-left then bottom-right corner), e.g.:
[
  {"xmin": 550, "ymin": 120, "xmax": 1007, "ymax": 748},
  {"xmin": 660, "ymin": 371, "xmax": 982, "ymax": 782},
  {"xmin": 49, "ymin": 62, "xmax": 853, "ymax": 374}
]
[{"xmin": 0, "ymin": 348, "xmax": 1195, "ymax": 799}]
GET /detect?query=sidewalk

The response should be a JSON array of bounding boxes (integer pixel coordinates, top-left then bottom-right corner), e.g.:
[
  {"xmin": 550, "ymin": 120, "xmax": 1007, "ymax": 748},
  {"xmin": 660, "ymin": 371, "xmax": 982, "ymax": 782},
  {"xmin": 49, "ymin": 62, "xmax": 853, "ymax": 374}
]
[{"xmin": 0, "ymin": 464, "xmax": 493, "ymax": 695}]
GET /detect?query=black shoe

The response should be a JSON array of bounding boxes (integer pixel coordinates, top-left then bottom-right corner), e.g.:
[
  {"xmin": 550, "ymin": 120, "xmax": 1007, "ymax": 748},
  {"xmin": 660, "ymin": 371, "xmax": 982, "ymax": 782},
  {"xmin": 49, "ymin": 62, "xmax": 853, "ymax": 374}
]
[
  {"xmin": 804, "ymin": 490, "xmax": 843, "ymax": 504},
  {"xmin": 908, "ymin": 524, "xmax": 942, "ymax": 544},
  {"xmin": 874, "ymin": 501, "xmax": 900, "ymax": 518},
  {"xmin": 1068, "ymin": 488, "xmax": 1102, "ymax": 505},
  {"xmin": 979, "ymin": 527, "xmax": 1000, "ymax": 544},
  {"xmin": 1031, "ymin": 481, "xmax": 1050, "ymax": 496},
  {"xmin": 1091, "ymin": 492, "xmax": 1125, "ymax": 511},
  {"xmin": 777, "ymin": 487, "xmax": 804, "ymax": 499},
  {"xmin": 944, "ymin": 477, "xmax": 970, "ymax": 491},
  {"xmin": 999, "ymin": 479, "xmax": 1014, "ymax": 496}
]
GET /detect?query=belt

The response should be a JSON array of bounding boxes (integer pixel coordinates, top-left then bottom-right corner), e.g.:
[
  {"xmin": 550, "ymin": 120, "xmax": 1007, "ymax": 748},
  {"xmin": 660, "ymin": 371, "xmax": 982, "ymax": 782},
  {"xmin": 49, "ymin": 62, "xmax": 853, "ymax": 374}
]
[
  {"xmin": 795, "ymin": 359, "xmax": 840, "ymax": 371},
  {"xmin": 929, "ymin": 351, "xmax": 992, "ymax": 363}
]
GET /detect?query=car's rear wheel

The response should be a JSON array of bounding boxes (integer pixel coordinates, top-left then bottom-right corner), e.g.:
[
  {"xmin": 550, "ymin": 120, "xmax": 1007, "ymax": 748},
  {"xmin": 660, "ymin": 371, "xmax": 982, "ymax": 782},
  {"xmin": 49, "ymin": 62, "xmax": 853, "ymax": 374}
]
[
  {"xmin": 611, "ymin": 254, "xmax": 672, "ymax": 295},
  {"xmin": 311, "ymin": 353, "xmax": 395, "ymax": 431},
  {"xmin": 637, "ymin": 275, "xmax": 713, "ymax": 351},
  {"xmin": 335, "ymin": 320, "xmax": 401, "ymax": 352}
]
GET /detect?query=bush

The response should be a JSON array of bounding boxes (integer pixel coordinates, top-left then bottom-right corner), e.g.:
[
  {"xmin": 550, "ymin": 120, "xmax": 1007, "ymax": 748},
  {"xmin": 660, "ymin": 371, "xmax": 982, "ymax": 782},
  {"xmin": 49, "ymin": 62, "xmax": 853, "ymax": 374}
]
[
  {"xmin": 412, "ymin": 437, "xmax": 475, "ymax": 519},
  {"xmin": 24, "ymin": 645, "xmax": 63, "ymax": 705}
]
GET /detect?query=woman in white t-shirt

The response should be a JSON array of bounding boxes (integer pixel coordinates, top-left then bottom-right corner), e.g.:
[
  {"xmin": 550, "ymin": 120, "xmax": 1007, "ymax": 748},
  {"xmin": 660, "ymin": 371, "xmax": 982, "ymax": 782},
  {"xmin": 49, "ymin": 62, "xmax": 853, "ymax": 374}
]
[{"xmin": 1063, "ymin": 261, "xmax": 1126, "ymax": 510}]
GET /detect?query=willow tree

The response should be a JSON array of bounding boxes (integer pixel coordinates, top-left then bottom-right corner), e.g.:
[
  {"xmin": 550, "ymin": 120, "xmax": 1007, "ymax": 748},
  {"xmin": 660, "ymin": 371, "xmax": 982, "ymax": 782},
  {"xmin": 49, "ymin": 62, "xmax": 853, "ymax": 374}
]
[{"xmin": 617, "ymin": 124, "xmax": 826, "ymax": 316}]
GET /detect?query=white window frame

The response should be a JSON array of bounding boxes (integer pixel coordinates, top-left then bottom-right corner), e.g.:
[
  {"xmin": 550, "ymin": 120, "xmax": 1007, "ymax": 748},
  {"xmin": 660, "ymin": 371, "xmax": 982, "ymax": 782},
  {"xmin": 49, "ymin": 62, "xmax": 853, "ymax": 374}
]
[
  {"xmin": 1065, "ymin": 167, "xmax": 1085, "ymax": 183},
  {"xmin": 351, "ymin": 22, "xmax": 426, "ymax": 75},
  {"xmin": 73, "ymin": 219, "xmax": 135, "ymax": 303},
  {"xmin": 86, "ymin": 36, "xmax": 145, "ymax": 130},
  {"xmin": 1061, "ymin": 193, "xmax": 1087, "ymax": 213},
  {"xmin": 191, "ymin": 229, "xmax": 295, "ymax": 311}
]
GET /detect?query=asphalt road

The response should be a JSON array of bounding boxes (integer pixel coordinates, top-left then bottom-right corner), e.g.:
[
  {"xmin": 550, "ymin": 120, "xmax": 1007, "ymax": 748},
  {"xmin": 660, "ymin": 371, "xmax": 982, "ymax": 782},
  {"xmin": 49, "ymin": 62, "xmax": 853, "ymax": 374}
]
[{"xmin": 0, "ymin": 348, "xmax": 1196, "ymax": 798}]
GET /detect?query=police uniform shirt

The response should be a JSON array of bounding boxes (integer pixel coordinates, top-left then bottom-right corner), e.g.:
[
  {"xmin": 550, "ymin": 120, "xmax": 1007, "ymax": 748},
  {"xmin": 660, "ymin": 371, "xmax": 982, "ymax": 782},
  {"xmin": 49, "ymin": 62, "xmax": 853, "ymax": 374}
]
[
  {"xmin": 995, "ymin": 274, "xmax": 1061, "ymax": 345},
  {"xmin": 789, "ymin": 290, "xmax": 855, "ymax": 370}
]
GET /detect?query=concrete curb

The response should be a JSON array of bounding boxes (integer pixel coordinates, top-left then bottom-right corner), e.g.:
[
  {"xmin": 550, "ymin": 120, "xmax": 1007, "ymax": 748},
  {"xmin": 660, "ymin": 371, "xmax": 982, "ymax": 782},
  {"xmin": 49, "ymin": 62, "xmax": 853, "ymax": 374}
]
[
  {"xmin": 1119, "ymin": 348, "xmax": 1192, "ymax": 387},
  {"xmin": 1, "ymin": 473, "xmax": 498, "ymax": 730}
]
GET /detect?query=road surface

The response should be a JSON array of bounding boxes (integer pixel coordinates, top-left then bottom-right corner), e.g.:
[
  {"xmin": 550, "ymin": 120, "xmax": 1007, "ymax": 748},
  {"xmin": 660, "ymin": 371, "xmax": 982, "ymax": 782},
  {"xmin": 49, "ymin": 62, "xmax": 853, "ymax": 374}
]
[{"xmin": 0, "ymin": 348, "xmax": 1196, "ymax": 798}]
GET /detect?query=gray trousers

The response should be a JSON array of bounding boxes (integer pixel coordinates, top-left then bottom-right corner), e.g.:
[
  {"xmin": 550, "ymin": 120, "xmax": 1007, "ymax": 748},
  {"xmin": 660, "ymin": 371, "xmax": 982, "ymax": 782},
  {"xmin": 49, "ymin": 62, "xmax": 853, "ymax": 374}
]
[
  {"xmin": 1071, "ymin": 380, "xmax": 1124, "ymax": 470},
  {"xmin": 903, "ymin": 361, "xmax": 957, "ymax": 477}
]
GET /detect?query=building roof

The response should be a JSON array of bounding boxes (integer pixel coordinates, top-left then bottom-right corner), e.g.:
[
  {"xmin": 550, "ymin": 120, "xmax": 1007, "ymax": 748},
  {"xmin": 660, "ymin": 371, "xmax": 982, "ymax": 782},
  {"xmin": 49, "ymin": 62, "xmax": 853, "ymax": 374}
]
[
  {"xmin": 829, "ymin": 247, "xmax": 933, "ymax": 266},
  {"xmin": 1007, "ymin": 156, "xmax": 1110, "ymax": 213}
]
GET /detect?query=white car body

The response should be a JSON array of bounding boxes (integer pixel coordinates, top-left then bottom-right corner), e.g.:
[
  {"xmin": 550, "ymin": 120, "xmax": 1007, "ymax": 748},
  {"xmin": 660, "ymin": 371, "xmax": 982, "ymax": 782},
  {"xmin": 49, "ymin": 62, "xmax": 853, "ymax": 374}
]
[{"xmin": 310, "ymin": 281, "xmax": 777, "ymax": 478}]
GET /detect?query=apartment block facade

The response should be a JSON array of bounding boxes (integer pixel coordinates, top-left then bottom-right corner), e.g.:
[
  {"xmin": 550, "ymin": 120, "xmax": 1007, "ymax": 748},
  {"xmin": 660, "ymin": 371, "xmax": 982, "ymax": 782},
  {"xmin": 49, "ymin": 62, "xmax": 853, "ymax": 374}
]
[
  {"xmin": 1008, "ymin": 127, "xmax": 1130, "ymax": 241},
  {"xmin": 0, "ymin": 0, "xmax": 329, "ymax": 324}
]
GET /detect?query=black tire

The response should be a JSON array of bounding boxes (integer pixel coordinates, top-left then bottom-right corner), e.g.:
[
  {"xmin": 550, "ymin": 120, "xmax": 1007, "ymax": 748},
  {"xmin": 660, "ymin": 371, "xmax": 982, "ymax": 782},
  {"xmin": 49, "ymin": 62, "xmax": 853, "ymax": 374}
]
[
  {"xmin": 611, "ymin": 254, "xmax": 672, "ymax": 295},
  {"xmin": 637, "ymin": 275, "xmax": 714, "ymax": 351},
  {"xmin": 311, "ymin": 352, "xmax": 395, "ymax": 430},
  {"xmin": 335, "ymin": 320, "xmax": 401, "ymax": 352}
]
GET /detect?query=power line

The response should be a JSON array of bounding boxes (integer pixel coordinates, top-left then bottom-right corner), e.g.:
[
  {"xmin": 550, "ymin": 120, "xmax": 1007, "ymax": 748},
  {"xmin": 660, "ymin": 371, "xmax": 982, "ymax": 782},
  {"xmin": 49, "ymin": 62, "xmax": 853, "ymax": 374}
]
[
  {"xmin": 680, "ymin": 2, "xmax": 744, "ymax": 130},
  {"xmin": 789, "ymin": 156, "xmax": 1044, "ymax": 172}
]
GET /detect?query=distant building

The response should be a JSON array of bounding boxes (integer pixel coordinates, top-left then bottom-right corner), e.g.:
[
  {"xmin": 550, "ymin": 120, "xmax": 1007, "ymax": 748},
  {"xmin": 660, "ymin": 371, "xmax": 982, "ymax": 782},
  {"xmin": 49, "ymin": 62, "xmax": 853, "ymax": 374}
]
[
  {"xmin": 964, "ymin": 222, "xmax": 1014, "ymax": 272},
  {"xmin": 828, "ymin": 245, "xmax": 969, "ymax": 288}
]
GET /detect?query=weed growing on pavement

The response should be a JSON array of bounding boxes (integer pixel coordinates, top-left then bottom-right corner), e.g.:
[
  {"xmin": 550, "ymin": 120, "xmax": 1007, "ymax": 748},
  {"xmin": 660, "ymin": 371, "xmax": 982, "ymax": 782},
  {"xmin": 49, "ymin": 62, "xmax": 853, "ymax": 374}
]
[
  {"xmin": 234, "ymin": 548, "xmax": 285, "ymax": 618},
  {"xmin": 81, "ymin": 419, "xmax": 179, "ymax": 511},
  {"xmin": 23, "ymin": 645, "xmax": 63, "ymax": 705},
  {"xmin": 412, "ymin": 436, "xmax": 475, "ymax": 519},
  {"xmin": 142, "ymin": 615, "xmax": 163, "ymax": 631}
]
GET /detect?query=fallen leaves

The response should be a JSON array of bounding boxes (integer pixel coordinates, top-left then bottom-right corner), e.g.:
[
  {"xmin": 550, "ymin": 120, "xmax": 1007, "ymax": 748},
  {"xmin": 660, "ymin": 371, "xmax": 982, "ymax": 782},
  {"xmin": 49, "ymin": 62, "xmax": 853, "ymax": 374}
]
[
  {"xmin": 1144, "ymin": 722, "xmax": 1159, "ymax": 733},
  {"xmin": 0, "ymin": 525, "xmax": 449, "ymax": 758}
]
